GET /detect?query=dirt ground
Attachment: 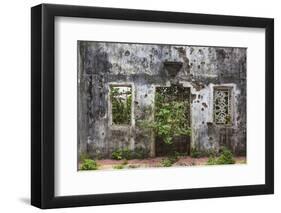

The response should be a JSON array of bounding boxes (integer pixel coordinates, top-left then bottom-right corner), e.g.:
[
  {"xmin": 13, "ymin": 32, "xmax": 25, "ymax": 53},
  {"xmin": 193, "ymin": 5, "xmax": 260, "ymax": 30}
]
[{"xmin": 80, "ymin": 156, "xmax": 246, "ymax": 170}]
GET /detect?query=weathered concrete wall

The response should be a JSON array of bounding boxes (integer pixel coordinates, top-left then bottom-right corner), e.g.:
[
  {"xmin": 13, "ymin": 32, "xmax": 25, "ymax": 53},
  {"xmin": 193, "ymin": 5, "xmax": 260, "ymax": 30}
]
[{"xmin": 78, "ymin": 41, "xmax": 247, "ymax": 158}]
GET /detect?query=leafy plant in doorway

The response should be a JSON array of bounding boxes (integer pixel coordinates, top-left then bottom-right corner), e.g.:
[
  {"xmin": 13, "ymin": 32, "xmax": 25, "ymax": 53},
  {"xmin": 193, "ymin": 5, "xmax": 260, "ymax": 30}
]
[{"xmin": 140, "ymin": 93, "xmax": 191, "ymax": 145}]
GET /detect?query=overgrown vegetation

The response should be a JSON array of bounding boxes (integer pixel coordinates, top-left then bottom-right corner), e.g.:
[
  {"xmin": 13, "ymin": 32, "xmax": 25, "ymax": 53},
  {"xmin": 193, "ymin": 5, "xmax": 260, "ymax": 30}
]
[
  {"xmin": 110, "ymin": 86, "xmax": 132, "ymax": 125},
  {"xmin": 190, "ymin": 148, "xmax": 201, "ymax": 158},
  {"xmin": 111, "ymin": 147, "xmax": 149, "ymax": 160},
  {"xmin": 113, "ymin": 164, "xmax": 125, "ymax": 169},
  {"xmin": 112, "ymin": 147, "xmax": 132, "ymax": 160},
  {"xmin": 137, "ymin": 87, "xmax": 191, "ymax": 165},
  {"xmin": 112, "ymin": 160, "xmax": 128, "ymax": 169},
  {"xmin": 133, "ymin": 147, "xmax": 150, "ymax": 159},
  {"xmin": 161, "ymin": 158, "xmax": 174, "ymax": 167},
  {"xmin": 80, "ymin": 159, "xmax": 98, "ymax": 170},
  {"xmin": 207, "ymin": 147, "xmax": 235, "ymax": 165},
  {"xmin": 81, "ymin": 86, "xmax": 239, "ymax": 170},
  {"xmin": 161, "ymin": 154, "xmax": 179, "ymax": 167},
  {"xmin": 153, "ymin": 93, "xmax": 191, "ymax": 144},
  {"xmin": 140, "ymin": 91, "xmax": 191, "ymax": 145},
  {"xmin": 190, "ymin": 148, "xmax": 217, "ymax": 158}
]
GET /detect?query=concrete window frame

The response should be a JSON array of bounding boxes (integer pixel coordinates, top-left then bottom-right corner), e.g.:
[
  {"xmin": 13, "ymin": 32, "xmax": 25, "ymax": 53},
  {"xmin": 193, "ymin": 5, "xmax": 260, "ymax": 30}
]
[
  {"xmin": 212, "ymin": 85, "xmax": 236, "ymax": 127},
  {"xmin": 108, "ymin": 83, "xmax": 135, "ymax": 130}
]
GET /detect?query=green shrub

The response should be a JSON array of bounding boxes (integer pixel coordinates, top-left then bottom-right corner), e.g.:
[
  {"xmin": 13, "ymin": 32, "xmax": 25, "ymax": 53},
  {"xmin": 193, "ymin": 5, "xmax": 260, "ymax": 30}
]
[
  {"xmin": 216, "ymin": 148, "xmax": 235, "ymax": 164},
  {"xmin": 111, "ymin": 148, "xmax": 133, "ymax": 160},
  {"xmin": 80, "ymin": 159, "xmax": 98, "ymax": 170},
  {"xmin": 113, "ymin": 164, "xmax": 125, "ymax": 169},
  {"xmin": 161, "ymin": 158, "xmax": 174, "ymax": 167},
  {"xmin": 206, "ymin": 148, "xmax": 218, "ymax": 158},
  {"xmin": 112, "ymin": 147, "xmax": 150, "ymax": 160},
  {"xmin": 190, "ymin": 148, "xmax": 201, "ymax": 158},
  {"xmin": 168, "ymin": 153, "xmax": 179, "ymax": 163},
  {"xmin": 207, "ymin": 148, "xmax": 235, "ymax": 165},
  {"xmin": 191, "ymin": 148, "xmax": 218, "ymax": 158},
  {"xmin": 121, "ymin": 148, "xmax": 132, "ymax": 160},
  {"xmin": 112, "ymin": 149, "xmax": 123, "ymax": 160},
  {"xmin": 140, "ymin": 92, "xmax": 191, "ymax": 145},
  {"xmin": 133, "ymin": 147, "xmax": 149, "ymax": 159},
  {"xmin": 161, "ymin": 154, "xmax": 179, "ymax": 167},
  {"xmin": 154, "ymin": 98, "xmax": 191, "ymax": 144},
  {"xmin": 206, "ymin": 156, "xmax": 217, "ymax": 165}
]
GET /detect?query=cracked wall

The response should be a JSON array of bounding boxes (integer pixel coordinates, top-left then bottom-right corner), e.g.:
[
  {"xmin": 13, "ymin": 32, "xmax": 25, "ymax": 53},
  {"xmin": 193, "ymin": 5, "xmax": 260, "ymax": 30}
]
[{"xmin": 78, "ymin": 41, "xmax": 247, "ymax": 158}]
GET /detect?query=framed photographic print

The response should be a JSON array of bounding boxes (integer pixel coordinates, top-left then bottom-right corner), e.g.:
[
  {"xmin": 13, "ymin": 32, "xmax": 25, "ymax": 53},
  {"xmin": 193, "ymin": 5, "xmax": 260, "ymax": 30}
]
[{"xmin": 31, "ymin": 3, "xmax": 274, "ymax": 209}]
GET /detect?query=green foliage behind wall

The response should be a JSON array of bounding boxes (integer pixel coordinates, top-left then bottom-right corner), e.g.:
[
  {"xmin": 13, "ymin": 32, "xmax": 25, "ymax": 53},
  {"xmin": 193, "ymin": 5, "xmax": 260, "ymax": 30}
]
[
  {"xmin": 140, "ymin": 86, "xmax": 191, "ymax": 145},
  {"xmin": 110, "ymin": 86, "xmax": 132, "ymax": 125}
]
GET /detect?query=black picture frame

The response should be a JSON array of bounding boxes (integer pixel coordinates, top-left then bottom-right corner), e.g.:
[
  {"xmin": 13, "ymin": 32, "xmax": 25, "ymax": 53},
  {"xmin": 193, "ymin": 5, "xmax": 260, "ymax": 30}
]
[{"xmin": 31, "ymin": 3, "xmax": 274, "ymax": 209}]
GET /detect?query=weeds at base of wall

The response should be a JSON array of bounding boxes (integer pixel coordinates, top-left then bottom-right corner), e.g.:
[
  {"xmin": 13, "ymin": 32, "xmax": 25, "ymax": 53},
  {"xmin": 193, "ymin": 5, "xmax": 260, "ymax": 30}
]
[
  {"xmin": 190, "ymin": 147, "xmax": 218, "ymax": 158},
  {"xmin": 113, "ymin": 164, "xmax": 125, "ymax": 169},
  {"xmin": 207, "ymin": 147, "xmax": 235, "ymax": 165},
  {"xmin": 111, "ymin": 147, "xmax": 149, "ymax": 160},
  {"xmin": 80, "ymin": 159, "xmax": 99, "ymax": 170},
  {"xmin": 161, "ymin": 153, "xmax": 180, "ymax": 167}
]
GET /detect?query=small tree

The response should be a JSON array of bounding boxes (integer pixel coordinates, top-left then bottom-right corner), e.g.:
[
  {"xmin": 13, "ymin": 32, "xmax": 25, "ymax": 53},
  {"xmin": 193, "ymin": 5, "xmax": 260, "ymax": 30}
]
[{"xmin": 141, "ymin": 93, "xmax": 191, "ymax": 145}]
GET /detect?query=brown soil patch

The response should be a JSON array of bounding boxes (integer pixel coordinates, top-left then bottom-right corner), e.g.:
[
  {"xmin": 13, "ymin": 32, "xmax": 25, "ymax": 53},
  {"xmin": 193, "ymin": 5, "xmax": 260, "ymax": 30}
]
[{"xmin": 79, "ymin": 156, "xmax": 246, "ymax": 171}]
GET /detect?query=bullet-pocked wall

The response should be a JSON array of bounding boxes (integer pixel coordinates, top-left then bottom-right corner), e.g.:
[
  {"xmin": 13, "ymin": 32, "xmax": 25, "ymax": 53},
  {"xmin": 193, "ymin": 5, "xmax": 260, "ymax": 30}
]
[{"xmin": 78, "ymin": 41, "xmax": 247, "ymax": 159}]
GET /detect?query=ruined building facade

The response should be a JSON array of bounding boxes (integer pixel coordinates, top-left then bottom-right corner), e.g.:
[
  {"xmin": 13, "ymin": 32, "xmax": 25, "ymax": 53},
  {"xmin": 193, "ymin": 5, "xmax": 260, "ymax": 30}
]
[{"xmin": 78, "ymin": 41, "xmax": 247, "ymax": 159}]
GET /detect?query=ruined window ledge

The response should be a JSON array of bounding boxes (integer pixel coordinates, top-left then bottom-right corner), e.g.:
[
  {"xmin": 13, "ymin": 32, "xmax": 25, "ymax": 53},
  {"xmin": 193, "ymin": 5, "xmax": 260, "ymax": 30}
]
[
  {"xmin": 110, "ymin": 124, "xmax": 133, "ymax": 130},
  {"xmin": 214, "ymin": 123, "xmax": 234, "ymax": 127}
]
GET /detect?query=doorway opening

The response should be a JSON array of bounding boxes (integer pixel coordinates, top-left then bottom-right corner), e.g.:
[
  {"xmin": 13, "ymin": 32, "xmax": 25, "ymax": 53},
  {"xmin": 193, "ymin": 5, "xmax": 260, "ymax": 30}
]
[{"xmin": 154, "ymin": 85, "xmax": 191, "ymax": 156}]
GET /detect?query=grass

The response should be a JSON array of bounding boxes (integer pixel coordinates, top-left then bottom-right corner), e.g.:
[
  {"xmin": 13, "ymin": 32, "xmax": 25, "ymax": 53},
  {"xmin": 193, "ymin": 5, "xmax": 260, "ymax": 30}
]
[{"xmin": 113, "ymin": 164, "xmax": 125, "ymax": 169}]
